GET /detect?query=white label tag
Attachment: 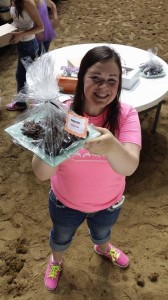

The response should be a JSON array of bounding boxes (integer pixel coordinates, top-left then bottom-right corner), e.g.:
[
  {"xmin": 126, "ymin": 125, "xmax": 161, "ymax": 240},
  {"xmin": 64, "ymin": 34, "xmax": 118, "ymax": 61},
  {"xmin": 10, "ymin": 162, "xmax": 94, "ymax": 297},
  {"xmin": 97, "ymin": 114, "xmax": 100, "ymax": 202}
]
[{"xmin": 65, "ymin": 111, "xmax": 88, "ymax": 138}]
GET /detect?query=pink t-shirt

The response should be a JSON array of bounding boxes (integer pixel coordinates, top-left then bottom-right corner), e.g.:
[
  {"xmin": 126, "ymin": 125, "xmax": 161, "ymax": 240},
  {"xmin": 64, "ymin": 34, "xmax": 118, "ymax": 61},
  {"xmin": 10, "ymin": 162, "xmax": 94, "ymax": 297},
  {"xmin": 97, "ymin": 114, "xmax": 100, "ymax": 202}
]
[{"xmin": 51, "ymin": 103, "xmax": 141, "ymax": 212}]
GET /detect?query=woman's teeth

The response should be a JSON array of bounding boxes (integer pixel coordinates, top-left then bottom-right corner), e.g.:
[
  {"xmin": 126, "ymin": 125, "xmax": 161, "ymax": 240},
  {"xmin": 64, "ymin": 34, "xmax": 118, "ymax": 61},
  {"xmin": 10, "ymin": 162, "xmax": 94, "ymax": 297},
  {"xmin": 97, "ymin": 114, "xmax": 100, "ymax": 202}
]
[{"xmin": 96, "ymin": 93, "xmax": 108, "ymax": 98}]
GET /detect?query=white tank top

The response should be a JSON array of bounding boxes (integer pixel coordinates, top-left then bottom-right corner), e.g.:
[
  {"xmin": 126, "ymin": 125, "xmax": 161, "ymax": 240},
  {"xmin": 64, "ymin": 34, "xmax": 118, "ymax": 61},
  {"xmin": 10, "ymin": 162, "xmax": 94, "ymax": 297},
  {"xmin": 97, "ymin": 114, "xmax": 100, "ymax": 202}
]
[{"xmin": 10, "ymin": 6, "xmax": 35, "ymax": 41}]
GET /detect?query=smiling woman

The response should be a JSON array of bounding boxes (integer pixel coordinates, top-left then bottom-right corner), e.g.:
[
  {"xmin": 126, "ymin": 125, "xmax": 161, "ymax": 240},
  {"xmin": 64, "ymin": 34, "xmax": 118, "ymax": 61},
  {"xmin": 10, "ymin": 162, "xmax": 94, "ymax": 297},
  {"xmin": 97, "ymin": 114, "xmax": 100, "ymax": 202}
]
[
  {"xmin": 32, "ymin": 45, "xmax": 141, "ymax": 291},
  {"xmin": 1, "ymin": 0, "xmax": 168, "ymax": 298}
]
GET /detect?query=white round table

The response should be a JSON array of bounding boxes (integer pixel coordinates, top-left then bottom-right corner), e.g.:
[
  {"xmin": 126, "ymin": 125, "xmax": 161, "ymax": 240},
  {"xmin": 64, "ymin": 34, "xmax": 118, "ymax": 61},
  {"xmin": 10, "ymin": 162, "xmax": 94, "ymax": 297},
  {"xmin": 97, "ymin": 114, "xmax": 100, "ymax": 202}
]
[{"xmin": 31, "ymin": 43, "xmax": 168, "ymax": 132}]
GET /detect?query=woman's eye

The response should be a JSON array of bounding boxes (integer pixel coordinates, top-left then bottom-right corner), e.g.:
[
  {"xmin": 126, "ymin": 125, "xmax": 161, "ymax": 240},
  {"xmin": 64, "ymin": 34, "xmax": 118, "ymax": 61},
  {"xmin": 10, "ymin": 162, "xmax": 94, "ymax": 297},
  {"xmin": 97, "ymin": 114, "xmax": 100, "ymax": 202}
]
[
  {"xmin": 108, "ymin": 79, "xmax": 115, "ymax": 85},
  {"xmin": 89, "ymin": 76, "xmax": 116, "ymax": 85},
  {"xmin": 89, "ymin": 76, "xmax": 100, "ymax": 82}
]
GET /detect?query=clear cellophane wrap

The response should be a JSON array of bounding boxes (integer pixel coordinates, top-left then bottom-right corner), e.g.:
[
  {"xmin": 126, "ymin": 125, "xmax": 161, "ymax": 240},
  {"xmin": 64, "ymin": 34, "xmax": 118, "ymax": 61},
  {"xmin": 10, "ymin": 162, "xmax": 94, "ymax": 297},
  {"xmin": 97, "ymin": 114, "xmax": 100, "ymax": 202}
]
[{"xmin": 5, "ymin": 54, "xmax": 100, "ymax": 166}]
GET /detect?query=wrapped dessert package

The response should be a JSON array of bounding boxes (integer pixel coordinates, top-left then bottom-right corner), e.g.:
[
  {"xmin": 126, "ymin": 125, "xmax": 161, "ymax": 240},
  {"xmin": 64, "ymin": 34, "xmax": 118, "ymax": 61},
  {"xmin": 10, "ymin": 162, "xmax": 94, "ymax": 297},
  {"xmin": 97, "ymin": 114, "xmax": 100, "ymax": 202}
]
[
  {"xmin": 5, "ymin": 54, "xmax": 100, "ymax": 167},
  {"xmin": 139, "ymin": 47, "xmax": 166, "ymax": 78}
]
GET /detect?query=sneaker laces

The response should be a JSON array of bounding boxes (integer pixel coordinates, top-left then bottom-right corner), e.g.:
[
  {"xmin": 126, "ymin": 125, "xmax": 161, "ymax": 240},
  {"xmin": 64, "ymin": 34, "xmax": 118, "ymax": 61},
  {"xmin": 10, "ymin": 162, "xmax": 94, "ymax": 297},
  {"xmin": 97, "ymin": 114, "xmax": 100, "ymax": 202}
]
[
  {"xmin": 49, "ymin": 264, "xmax": 61, "ymax": 279},
  {"xmin": 109, "ymin": 247, "xmax": 120, "ymax": 262}
]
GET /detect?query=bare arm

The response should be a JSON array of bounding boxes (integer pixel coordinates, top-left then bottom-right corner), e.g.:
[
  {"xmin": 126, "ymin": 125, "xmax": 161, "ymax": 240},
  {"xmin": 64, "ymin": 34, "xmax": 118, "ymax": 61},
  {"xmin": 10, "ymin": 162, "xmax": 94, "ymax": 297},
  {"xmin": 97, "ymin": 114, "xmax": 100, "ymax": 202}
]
[
  {"xmin": 24, "ymin": 0, "xmax": 44, "ymax": 33},
  {"xmin": 46, "ymin": 0, "xmax": 58, "ymax": 27},
  {"xmin": 32, "ymin": 154, "xmax": 58, "ymax": 181},
  {"xmin": 84, "ymin": 127, "xmax": 140, "ymax": 176}
]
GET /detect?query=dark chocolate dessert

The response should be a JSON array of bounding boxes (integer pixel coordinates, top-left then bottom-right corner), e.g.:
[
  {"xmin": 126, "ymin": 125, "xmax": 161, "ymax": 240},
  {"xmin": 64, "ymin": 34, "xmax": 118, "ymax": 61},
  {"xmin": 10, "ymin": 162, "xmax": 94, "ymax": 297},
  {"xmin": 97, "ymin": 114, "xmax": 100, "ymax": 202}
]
[{"xmin": 21, "ymin": 119, "xmax": 81, "ymax": 157}]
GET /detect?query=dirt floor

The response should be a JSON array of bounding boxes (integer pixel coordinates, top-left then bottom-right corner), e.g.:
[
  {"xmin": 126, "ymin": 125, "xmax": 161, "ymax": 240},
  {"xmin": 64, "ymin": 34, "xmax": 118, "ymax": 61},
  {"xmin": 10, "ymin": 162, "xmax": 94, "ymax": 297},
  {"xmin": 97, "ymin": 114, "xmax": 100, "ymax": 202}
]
[{"xmin": 0, "ymin": 0, "xmax": 168, "ymax": 299}]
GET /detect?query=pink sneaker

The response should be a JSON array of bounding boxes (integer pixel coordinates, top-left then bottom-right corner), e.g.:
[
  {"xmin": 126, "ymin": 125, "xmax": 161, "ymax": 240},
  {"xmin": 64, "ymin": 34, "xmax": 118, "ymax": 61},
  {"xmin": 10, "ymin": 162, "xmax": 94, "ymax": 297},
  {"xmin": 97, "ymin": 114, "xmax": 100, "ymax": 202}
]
[
  {"xmin": 6, "ymin": 101, "xmax": 27, "ymax": 111},
  {"xmin": 44, "ymin": 255, "xmax": 62, "ymax": 291},
  {"xmin": 94, "ymin": 244, "xmax": 129, "ymax": 268}
]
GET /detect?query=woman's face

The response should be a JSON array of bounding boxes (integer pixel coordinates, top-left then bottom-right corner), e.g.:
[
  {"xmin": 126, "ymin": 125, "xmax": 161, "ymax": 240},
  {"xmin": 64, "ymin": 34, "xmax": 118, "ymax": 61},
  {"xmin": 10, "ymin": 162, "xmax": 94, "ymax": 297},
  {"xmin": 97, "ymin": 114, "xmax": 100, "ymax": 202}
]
[{"xmin": 83, "ymin": 60, "xmax": 120, "ymax": 116}]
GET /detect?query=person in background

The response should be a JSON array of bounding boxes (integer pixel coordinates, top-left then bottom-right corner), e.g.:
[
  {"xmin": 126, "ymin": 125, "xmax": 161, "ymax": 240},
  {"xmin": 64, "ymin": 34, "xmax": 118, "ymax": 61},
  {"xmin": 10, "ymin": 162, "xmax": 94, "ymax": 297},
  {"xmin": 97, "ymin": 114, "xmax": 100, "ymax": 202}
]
[
  {"xmin": 32, "ymin": 45, "xmax": 142, "ymax": 291},
  {"xmin": 35, "ymin": 0, "xmax": 58, "ymax": 54},
  {"xmin": 6, "ymin": 0, "xmax": 44, "ymax": 111}
]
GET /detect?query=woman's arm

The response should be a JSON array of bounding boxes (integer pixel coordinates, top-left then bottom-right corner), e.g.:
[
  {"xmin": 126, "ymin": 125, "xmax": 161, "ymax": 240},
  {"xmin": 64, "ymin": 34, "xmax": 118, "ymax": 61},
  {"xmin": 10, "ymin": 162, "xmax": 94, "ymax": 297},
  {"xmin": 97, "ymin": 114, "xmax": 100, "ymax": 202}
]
[
  {"xmin": 23, "ymin": 0, "xmax": 44, "ymax": 34},
  {"xmin": 84, "ymin": 127, "xmax": 140, "ymax": 176},
  {"xmin": 32, "ymin": 154, "xmax": 58, "ymax": 181},
  {"xmin": 46, "ymin": 0, "xmax": 58, "ymax": 27}
]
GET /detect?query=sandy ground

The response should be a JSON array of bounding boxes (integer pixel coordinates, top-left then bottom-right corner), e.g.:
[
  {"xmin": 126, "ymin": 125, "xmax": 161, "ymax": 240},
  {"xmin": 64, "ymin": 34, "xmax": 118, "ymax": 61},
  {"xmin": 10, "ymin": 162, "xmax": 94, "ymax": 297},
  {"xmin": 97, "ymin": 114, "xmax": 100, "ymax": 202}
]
[{"xmin": 0, "ymin": 0, "xmax": 168, "ymax": 299}]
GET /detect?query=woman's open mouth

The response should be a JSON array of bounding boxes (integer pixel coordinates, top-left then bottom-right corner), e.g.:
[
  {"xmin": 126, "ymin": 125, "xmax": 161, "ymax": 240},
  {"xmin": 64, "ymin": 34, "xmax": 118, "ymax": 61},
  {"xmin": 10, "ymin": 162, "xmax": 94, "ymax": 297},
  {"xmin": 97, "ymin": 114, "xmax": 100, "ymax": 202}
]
[{"xmin": 94, "ymin": 92, "xmax": 109, "ymax": 99}]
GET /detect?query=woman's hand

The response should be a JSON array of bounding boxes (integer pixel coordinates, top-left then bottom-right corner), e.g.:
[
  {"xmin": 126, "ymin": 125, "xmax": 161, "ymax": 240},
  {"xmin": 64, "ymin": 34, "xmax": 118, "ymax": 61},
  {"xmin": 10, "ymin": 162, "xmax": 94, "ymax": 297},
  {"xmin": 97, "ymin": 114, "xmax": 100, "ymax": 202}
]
[
  {"xmin": 84, "ymin": 126, "xmax": 141, "ymax": 176},
  {"xmin": 36, "ymin": 32, "xmax": 44, "ymax": 41},
  {"xmin": 84, "ymin": 127, "xmax": 113, "ymax": 156},
  {"xmin": 10, "ymin": 31, "xmax": 23, "ymax": 44}
]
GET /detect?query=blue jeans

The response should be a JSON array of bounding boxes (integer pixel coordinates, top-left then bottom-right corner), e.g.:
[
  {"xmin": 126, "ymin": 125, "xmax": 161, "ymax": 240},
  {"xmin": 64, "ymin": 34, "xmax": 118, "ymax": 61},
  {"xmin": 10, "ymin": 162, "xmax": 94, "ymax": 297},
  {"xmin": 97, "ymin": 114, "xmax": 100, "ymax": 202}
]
[
  {"xmin": 16, "ymin": 39, "xmax": 39, "ymax": 92},
  {"xmin": 49, "ymin": 190, "xmax": 124, "ymax": 252}
]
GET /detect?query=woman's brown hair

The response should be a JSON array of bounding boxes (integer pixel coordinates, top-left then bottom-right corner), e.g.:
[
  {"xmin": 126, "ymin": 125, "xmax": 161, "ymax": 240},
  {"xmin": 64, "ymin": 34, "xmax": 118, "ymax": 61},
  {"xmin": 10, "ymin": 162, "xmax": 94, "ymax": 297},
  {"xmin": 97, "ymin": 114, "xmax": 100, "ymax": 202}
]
[{"xmin": 11, "ymin": 0, "xmax": 24, "ymax": 18}]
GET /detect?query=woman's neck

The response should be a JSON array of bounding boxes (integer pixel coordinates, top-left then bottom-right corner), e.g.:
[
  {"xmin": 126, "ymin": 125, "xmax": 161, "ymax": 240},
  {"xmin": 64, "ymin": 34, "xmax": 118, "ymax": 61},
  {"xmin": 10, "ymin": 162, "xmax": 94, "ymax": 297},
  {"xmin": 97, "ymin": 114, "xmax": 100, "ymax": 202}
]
[{"xmin": 84, "ymin": 105, "xmax": 107, "ymax": 117}]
